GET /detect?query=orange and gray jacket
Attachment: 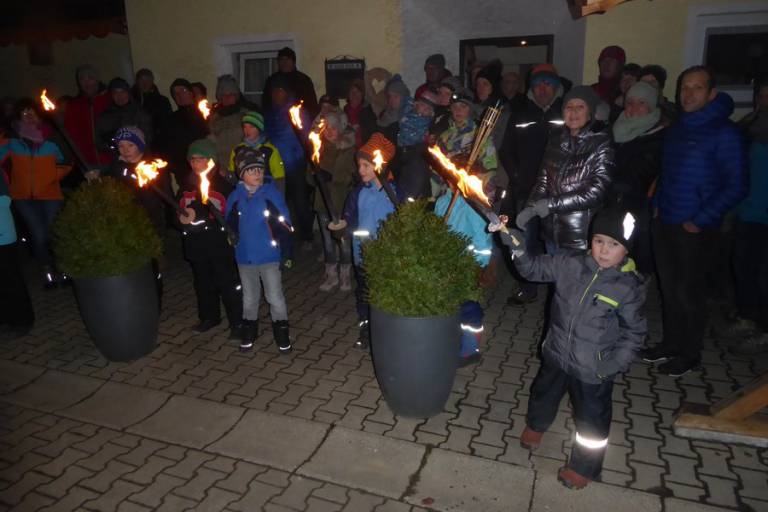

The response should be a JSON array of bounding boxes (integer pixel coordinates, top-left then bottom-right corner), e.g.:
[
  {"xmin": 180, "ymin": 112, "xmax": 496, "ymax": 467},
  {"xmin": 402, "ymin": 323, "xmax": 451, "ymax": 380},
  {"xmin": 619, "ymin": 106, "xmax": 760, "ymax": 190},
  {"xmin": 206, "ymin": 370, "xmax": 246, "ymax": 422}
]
[{"xmin": 0, "ymin": 139, "xmax": 72, "ymax": 200}]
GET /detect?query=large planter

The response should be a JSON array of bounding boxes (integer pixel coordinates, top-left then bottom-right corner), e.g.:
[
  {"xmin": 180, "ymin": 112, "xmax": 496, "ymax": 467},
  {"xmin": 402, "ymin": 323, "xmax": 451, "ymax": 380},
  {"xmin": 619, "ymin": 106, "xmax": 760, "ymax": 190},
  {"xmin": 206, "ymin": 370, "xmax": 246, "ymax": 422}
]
[
  {"xmin": 74, "ymin": 262, "xmax": 159, "ymax": 362},
  {"xmin": 370, "ymin": 306, "xmax": 460, "ymax": 418}
]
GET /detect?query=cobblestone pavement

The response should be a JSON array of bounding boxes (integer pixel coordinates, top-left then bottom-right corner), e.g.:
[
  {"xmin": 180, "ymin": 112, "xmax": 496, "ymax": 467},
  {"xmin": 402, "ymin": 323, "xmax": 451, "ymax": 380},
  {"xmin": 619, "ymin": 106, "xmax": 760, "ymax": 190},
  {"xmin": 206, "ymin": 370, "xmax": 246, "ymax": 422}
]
[{"xmin": 1, "ymin": 237, "xmax": 767, "ymax": 511}]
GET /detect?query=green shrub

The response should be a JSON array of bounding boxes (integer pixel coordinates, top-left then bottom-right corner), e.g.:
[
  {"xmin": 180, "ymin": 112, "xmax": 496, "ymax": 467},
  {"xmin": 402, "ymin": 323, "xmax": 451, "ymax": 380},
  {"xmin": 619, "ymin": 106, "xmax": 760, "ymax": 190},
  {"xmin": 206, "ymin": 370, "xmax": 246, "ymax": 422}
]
[
  {"xmin": 363, "ymin": 200, "xmax": 482, "ymax": 317},
  {"xmin": 54, "ymin": 178, "xmax": 162, "ymax": 278}
]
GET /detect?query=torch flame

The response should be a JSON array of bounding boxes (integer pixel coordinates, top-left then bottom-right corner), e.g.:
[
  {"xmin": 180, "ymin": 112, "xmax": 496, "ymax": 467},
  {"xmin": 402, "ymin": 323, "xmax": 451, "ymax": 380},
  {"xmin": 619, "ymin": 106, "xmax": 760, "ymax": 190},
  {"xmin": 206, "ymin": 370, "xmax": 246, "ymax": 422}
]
[
  {"xmin": 308, "ymin": 119, "xmax": 325, "ymax": 164},
  {"xmin": 428, "ymin": 145, "xmax": 491, "ymax": 207},
  {"xmin": 372, "ymin": 150, "xmax": 385, "ymax": 174},
  {"xmin": 197, "ymin": 99, "xmax": 211, "ymax": 120},
  {"xmin": 199, "ymin": 159, "xmax": 215, "ymax": 204},
  {"xmin": 134, "ymin": 159, "xmax": 168, "ymax": 188},
  {"xmin": 41, "ymin": 90, "xmax": 56, "ymax": 111},
  {"xmin": 289, "ymin": 102, "xmax": 304, "ymax": 130}
]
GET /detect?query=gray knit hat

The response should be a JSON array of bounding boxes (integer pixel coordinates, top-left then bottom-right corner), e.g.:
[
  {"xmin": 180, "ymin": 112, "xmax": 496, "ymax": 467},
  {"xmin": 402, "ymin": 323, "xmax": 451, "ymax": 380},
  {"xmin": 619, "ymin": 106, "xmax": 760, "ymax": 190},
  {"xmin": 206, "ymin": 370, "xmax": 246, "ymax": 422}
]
[
  {"xmin": 385, "ymin": 74, "xmax": 410, "ymax": 99},
  {"xmin": 215, "ymin": 74, "xmax": 240, "ymax": 100},
  {"xmin": 625, "ymin": 81, "xmax": 659, "ymax": 109},
  {"xmin": 563, "ymin": 85, "xmax": 601, "ymax": 116}
]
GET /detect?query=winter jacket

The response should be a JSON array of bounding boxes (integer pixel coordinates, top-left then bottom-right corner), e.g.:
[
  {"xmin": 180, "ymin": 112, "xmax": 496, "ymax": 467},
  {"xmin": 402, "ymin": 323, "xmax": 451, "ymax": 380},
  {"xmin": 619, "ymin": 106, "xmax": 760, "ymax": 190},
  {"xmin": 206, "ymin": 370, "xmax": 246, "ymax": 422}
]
[
  {"xmin": 225, "ymin": 181, "xmax": 291, "ymax": 266},
  {"xmin": 392, "ymin": 143, "xmax": 432, "ymax": 200},
  {"xmin": 499, "ymin": 96, "xmax": 564, "ymax": 199},
  {"xmin": 313, "ymin": 142, "xmax": 357, "ymax": 214},
  {"xmin": 132, "ymin": 86, "xmax": 173, "ymax": 141},
  {"xmin": 529, "ymin": 125, "xmax": 614, "ymax": 250},
  {"xmin": 159, "ymin": 106, "xmax": 209, "ymax": 183},
  {"xmin": 515, "ymin": 251, "xmax": 647, "ymax": 384},
  {"xmin": 655, "ymin": 92, "xmax": 747, "ymax": 228},
  {"xmin": 434, "ymin": 192, "xmax": 492, "ymax": 266},
  {"xmin": 0, "ymin": 172, "xmax": 15, "ymax": 245},
  {"xmin": 228, "ymin": 139, "xmax": 285, "ymax": 180},
  {"xmin": 177, "ymin": 171, "xmax": 234, "ymax": 261},
  {"xmin": 343, "ymin": 180, "xmax": 396, "ymax": 265},
  {"xmin": 264, "ymin": 102, "xmax": 309, "ymax": 175},
  {"xmin": 0, "ymin": 138, "xmax": 72, "ymax": 200},
  {"xmin": 262, "ymin": 70, "xmax": 319, "ymax": 118},
  {"xmin": 608, "ymin": 124, "xmax": 664, "ymax": 212},
  {"xmin": 345, "ymin": 103, "xmax": 378, "ymax": 148},
  {"xmin": 736, "ymin": 141, "xmax": 768, "ymax": 224},
  {"xmin": 63, "ymin": 92, "xmax": 111, "ymax": 167},
  {"xmin": 95, "ymin": 101, "xmax": 153, "ymax": 152},
  {"xmin": 208, "ymin": 105, "xmax": 250, "ymax": 172}
]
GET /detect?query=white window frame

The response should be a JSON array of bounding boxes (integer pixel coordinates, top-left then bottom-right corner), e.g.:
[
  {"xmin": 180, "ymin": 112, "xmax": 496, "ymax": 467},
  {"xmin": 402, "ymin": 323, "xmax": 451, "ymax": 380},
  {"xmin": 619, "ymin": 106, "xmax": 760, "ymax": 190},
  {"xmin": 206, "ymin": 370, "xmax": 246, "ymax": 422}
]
[
  {"xmin": 238, "ymin": 51, "xmax": 277, "ymax": 101},
  {"xmin": 212, "ymin": 33, "xmax": 296, "ymax": 82}
]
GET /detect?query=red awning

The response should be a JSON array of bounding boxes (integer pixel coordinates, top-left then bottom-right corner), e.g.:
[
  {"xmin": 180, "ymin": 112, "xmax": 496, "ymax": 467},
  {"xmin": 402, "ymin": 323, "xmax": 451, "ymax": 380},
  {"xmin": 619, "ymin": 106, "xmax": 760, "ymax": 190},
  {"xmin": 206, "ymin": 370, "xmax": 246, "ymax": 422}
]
[{"xmin": 0, "ymin": 17, "xmax": 126, "ymax": 47}]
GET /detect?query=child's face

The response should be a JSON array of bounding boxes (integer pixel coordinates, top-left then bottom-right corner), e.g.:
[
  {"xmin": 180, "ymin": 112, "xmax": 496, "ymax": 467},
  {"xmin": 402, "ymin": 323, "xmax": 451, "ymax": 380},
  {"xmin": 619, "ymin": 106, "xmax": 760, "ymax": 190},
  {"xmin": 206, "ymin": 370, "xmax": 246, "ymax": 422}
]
[
  {"xmin": 189, "ymin": 156, "xmax": 209, "ymax": 174},
  {"xmin": 591, "ymin": 234, "xmax": 629, "ymax": 269},
  {"xmin": 357, "ymin": 158, "xmax": 377, "ymax": 184},
  {"xmin": 118, "ymin": 140, "xmax": 142, "ymax": 163},
  {"xmin": 451, "ymin": 102, "xmax": 471, "ymax": 124},
  {"xmin": 243, "ymin": 123, "xmax": 260, "ymax": 141},
  {"xmin": 414, "ymin": 101, "xmax": 434, "ymax": 117},
  {"xmin": 241, "ymin": 167, "xmax": 264, "ymax": 188}
]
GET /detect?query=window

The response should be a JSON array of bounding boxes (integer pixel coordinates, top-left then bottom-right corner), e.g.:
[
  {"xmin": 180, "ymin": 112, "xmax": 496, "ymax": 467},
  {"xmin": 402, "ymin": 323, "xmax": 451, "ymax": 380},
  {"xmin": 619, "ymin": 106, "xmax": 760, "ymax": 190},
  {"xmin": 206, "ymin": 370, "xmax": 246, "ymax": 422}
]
[
  {"xmin": 238, "ymin": 52, "xmax": 278, "ymax": 106},
  {"xmin": 459, "ymin": 35, "xmax": 554, "ymax": 89},
  {"xmin": 705, "ymin": 27, "xmax": 767, "ymax": 87}
]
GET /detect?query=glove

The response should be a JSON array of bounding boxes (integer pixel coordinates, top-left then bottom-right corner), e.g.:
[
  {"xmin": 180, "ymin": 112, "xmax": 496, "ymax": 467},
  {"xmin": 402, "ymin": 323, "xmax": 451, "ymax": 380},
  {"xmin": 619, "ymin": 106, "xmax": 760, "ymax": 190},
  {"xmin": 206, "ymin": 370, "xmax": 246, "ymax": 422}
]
[
  {"xmin": 499, "ymin": 228, "xmax": 526, "ymax": 259},
  {"xmin": 515, "ymin": 199, "xmax": 549, "ymax": 229},
  {"xmin": 596, "ymin": 358, "xmax": 621, "ymax": 380}
]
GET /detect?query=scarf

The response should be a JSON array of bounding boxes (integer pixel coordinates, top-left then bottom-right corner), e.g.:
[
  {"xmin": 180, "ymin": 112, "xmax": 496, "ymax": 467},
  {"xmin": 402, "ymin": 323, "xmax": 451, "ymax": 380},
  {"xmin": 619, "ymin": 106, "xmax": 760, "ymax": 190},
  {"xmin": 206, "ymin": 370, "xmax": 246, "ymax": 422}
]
[
  {"xmin": 397, "ymin": 103, "xmax": 432, "ymax": 147},
  {"xmin": 612, "ymin": 109, "xmax": 661, "ymax": 143}
]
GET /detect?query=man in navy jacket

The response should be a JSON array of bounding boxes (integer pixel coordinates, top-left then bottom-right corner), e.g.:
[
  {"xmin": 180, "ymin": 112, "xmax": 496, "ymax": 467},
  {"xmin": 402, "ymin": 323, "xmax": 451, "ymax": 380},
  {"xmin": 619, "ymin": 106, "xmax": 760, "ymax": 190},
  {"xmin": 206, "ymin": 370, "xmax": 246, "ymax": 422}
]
[{"xmin": 642, "ymin": 66, "xmax": 746, "ymax": 377}]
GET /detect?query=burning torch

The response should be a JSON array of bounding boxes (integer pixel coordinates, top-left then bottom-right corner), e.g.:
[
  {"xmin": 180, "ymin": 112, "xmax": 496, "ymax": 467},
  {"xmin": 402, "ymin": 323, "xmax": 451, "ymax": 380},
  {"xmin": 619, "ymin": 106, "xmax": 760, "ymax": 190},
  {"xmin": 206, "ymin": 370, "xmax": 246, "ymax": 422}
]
[
  {"xmin": 372, "ymin": 149, "xmax": 399, "ymax": 207},
  {"xmin": 198, "ymin": 99, "xmax": 211, "ymax": 120},
  {"xmin": 130, "ymin": 159, "xmax": 188, "ymax": 216},
  {"xmin": 40, "ymin": 89, "xmax": 92, "ymax": 176},
  {"xmin": 198, "ymin": 159, "xmax": 239, "ymax": 246}
]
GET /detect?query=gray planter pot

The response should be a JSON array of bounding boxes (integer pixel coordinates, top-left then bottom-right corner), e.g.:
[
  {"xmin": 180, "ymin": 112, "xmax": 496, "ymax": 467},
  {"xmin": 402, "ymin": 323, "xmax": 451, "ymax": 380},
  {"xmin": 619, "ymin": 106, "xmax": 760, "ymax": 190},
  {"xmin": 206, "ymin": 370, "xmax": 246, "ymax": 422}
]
[{"xmin": 370, "ymin": 306, "xmax": 460, "ymax": 418}]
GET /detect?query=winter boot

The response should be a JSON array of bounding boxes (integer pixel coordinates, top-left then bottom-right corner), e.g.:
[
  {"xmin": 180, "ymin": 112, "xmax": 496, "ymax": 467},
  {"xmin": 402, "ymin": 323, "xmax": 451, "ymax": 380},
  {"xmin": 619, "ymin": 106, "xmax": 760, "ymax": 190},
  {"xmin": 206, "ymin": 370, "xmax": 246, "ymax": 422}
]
[
  {"xmin": 354, "ymin": 319, "xmax": 370, "ymax": 350},
  {"xmin": 558, "ymin": 467, "xmax": 590, "ymax": 490},
  {"xmin": 319, "ymin": 264, "xmax": 339, "ymax": 292},
  {"xmin": 339, "ymin": 264, "xmax": 352, "ymax": 292},
  {"xmin": 272, "ymin": 320, "xmax": 292, "ymax": 354},
  {"xmin": 731, "ymin": 332, "xmax": 768, "ymax": 355},
  {"xmin": 240, "ymin": 319, "xmax": 258, "ymax": 352},
  {"xmin": 520, "ymin": 426, "xmax": 544, "ymax": 450}
]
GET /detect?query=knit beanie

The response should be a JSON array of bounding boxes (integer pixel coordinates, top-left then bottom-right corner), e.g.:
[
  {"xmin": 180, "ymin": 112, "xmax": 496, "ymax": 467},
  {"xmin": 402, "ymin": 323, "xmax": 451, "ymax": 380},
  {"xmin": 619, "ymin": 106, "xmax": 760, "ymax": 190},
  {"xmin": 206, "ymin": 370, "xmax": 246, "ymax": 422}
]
[
  {"xmin": 108, "ymin": 77, "xmax": 130, "ymax": 92},
  {"xmin": 439, "ymin": 76, "xmax": 462, "ymax": 93},
  {"xmin": 563, "ymin": 85, "xmax": 601, "ymax": 116},
  {"xmin": 598, "ymin": 45, "xmax": 626, "ymax": 65},
  {"xmin": 625, "ymin": 82, "xmax": 658, "ymax": 109},
  {"xmin": 187, "ymin": 138, "xmax": 217, "ymax": 162},
  {"xmin": 136, "ymin": 68, "xmax": 154, "ymax": 81},
  {"xmin": 591, "ymin": 208, "xmax": 637, "ymax": 251},
  {"xmin": 385, "ymin": 74, "xmax": 410, "ymax": 99},
  {"xmin": 357, "ymin": 132, "xmax": 396, "ymax": 165},
  {"xmin": 278, "ymin": 47, "xmax": 296, "ymax": 61},
  {"xmin": 529, "ymin": 63, "xmax": 560, "ymax": 87},
  {"xmin": 450, "ymin": 86, "xmax": 474, "ymax": 106},
  {"xmin": 476, "ymin": 60, "xmax": 502, "ymax": 88},
  {"xmin": 215, "ymin": 74, "xmax": 240, "ymax": 100},
  {"xmin": 113, "ymin": 126, "xmax": 146, "ymax": 153},
  {"xmin": 241, "ymin": 111, "xmax": 264, "ymax": 131},
  {"xmin": 234, "ymin": 147, "xmax": 267, "ymax": 178},
  {"xmin": 425, "ymin": 54, "xmax": 446, "ymax": 69},
  {"xmin": 415, "ymin": 89, "xmax": 439, "ymax": 109}
]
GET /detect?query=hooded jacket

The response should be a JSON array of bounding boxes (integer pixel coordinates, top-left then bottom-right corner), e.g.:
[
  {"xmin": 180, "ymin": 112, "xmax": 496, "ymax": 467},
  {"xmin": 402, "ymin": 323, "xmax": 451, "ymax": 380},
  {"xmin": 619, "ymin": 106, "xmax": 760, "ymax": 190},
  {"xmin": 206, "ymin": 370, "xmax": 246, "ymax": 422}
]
[
  {"xmin": 515, "ymin": 251, "xmax": 647, "ymax": 384},
  {"xmin": 63, "ymin": 91, "xmax": 111, "ymax": 167},
  {"xmin": 0, "ymin": 138, "xmax": 72, "ymax": 200},
  {"xmin": 529, "ymin": 124, "xmax": 614, "ymax": 250},
  {"xmin": 655, "ymin": 92, "xmax": 746, "ymax": 228}
]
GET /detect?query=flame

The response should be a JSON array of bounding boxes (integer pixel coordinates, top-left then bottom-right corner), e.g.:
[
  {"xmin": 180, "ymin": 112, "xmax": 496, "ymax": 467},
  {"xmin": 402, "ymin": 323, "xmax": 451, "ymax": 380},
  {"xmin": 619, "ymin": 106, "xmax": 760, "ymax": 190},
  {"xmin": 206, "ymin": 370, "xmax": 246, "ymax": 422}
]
[
  {"xmin": 134, "ymin": 159, "xmax": 168, "ymax": 188},
  {"xmin": 372, "ymin": 150, "xmax": 385, "ymax": 174},
  {"xmin": 41, "ymin": 90, "xmax": 56, "ymax": 111},
  {"xmin": 197, "ymin": 99, "xmax": 211, "ymax": 120},
  {"xmin": 428, "ymin": 145, "xmax": 491, "ymax": 207},
  {"xmin": 199, "ymin": 159, "xmax": 215, "ymax": 204},
  {"xmin": 289, "ymin": 102, "xmax": 303, "ymax": 129},
  {"xmin": 308, "ymin": 119, "xmax": 325, "ymax": 164}
]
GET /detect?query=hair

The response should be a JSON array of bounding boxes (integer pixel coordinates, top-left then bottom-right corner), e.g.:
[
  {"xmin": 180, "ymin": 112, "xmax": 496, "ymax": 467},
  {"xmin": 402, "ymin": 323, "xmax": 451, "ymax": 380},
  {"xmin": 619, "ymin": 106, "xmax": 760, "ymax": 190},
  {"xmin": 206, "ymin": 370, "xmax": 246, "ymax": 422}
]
[
  {"xmin": 621, "ymin": 63, "xmax": 642, "ymax": 79},
  {"xmin": 191, "ymin": 82, "xmax": 207, "ymax": 96},
  {"xmin": 678, "ymin": 65, "xmax": 716, "ymax": 91},
  {"xmin": 640, "ymin": 64, "xmax": 668, "ymax": 89},
  {"xmin": 13, "ymin": 98, "xmax": 42, "ymax": 121}
]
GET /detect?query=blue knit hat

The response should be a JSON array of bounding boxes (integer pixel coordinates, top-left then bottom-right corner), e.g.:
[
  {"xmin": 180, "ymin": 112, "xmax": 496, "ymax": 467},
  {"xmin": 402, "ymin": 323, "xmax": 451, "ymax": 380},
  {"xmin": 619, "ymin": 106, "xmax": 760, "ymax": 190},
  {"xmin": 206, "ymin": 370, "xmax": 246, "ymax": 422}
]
[{"xmin": 113, "ymin": 126, "xmax": 146, "ymax": 153}]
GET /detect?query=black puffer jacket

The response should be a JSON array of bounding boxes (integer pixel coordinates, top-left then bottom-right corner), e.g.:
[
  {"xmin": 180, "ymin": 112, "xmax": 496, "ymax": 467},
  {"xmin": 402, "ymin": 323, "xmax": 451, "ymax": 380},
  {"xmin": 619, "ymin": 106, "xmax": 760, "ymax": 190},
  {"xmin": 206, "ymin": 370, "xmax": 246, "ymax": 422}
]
[
  {"xmin": 529, "ymin": 124, "xmax": 614, "ymax": 250},
  {"xmin": 608, "ymin": 125, "xmax": 664, "ymax": 211}
]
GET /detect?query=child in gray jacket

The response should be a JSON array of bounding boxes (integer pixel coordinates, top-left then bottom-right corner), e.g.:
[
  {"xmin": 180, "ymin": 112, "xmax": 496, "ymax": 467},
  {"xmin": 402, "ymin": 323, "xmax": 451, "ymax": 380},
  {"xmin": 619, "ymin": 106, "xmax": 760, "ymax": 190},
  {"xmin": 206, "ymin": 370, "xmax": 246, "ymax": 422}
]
[{"xmin": 501, "ymin": 207, "xmax": 647, "ymax": 490}]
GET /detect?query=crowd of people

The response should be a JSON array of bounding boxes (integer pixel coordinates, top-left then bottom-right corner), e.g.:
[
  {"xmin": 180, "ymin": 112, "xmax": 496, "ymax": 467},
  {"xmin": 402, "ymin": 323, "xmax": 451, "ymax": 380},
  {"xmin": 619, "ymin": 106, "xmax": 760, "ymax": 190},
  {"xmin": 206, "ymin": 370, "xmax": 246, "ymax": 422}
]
[{"xmin": 0, "ymin": 43, "xmax": 766, "ymax": 490}]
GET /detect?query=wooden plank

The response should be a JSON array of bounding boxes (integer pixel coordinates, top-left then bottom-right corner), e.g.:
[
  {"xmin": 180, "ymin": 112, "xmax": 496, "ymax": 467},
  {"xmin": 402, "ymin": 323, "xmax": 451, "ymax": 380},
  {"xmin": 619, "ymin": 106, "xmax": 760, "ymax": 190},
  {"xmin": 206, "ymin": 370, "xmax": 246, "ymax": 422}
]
[
  {"xmin": 674, "ymin": 404, "xmax": 768, "ymax": 448},
  {"xmin": 570, "ymin": 0, "xmax": 631, "ymax": 18},
  {"xmin": 711, "ymin": 374, "xmax": 768, "ymax": 421}
]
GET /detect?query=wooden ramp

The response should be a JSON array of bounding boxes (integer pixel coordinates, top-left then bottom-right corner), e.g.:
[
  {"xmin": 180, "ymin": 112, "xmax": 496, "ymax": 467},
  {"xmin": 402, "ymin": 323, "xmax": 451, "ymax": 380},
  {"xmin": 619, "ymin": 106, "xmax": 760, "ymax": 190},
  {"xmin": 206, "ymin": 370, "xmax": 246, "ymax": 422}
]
[{"xmin": 674, "ymin": 374, "xmax": 768, "ymax": 447}]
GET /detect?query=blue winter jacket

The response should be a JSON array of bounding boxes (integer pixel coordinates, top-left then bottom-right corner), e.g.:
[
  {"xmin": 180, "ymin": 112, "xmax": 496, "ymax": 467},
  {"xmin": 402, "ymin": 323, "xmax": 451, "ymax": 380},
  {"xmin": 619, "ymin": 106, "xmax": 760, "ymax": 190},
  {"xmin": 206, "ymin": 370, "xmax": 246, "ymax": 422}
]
[
  {"xmin": 343, "ymin": 181, "xmax": 396, "ymax": 265},
  {"xmin": 434, "ymin": 193, "xmax": 492, "ymax": 267},
  {"xmin": 655, "ymin": 92, "xmax": 747, "ymax": 228},
  {"xmin": 0, "ymin": 173, "xmax": 15, "ymax": 246},
  {"xmin": 225, "ymin": 181, "xmax": 291, "ymax": 266},
  {"xmin": 736, "ymin": 142, "xmax": 768, "ymax": 224},
  {"xmin": 264, "ymin": 101, "xmax": 310, "ymax": 175}
]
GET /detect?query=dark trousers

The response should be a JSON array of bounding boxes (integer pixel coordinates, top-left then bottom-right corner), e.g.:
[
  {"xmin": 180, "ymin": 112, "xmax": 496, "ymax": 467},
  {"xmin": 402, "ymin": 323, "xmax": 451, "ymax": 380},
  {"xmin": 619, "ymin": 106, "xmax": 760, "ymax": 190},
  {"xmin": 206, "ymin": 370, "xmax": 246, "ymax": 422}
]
[
  {"xmin": 13, "ymin": 199, "xmax": 62, "ymax": 267},
  {"xmin": 189, "ymin": 255, "xmax": 242, "ymax": 326},
  {"xmin": 354, "ymin": 265, "xmax": 368, "ymax": 321},
  {"xmin": 0, "ymin": 243, "xmax": 35, "ymax": 327},
  {"xmin": 284, "ymin": 169, "xmax": 314, "ymax": 243},
  {"xmin": 732, "ymin": 220, "xmax": 768, "ymax": 331},
  {"xmin": 527, "ymin": 361, "xmax": 613, "ymax": 480},
  {"xmin": 317, "ymin": 212, "xmax": 351, "ymax": 264},
  {"xmin": 652, "ymin": 221, "xmax": 718, "ymax": 361}
]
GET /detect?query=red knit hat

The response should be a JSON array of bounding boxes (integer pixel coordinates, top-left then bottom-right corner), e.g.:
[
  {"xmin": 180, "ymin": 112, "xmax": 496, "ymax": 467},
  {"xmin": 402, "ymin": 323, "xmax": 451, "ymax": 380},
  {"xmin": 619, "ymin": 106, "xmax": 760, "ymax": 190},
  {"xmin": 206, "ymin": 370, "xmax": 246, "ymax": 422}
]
[
  {"xmin": 598, "ymin": 45, "xmax": 626, "ymax": 65},
  {"xmin": 357, "ymin": 132, "xmax": 396, "ymax": 165}
]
